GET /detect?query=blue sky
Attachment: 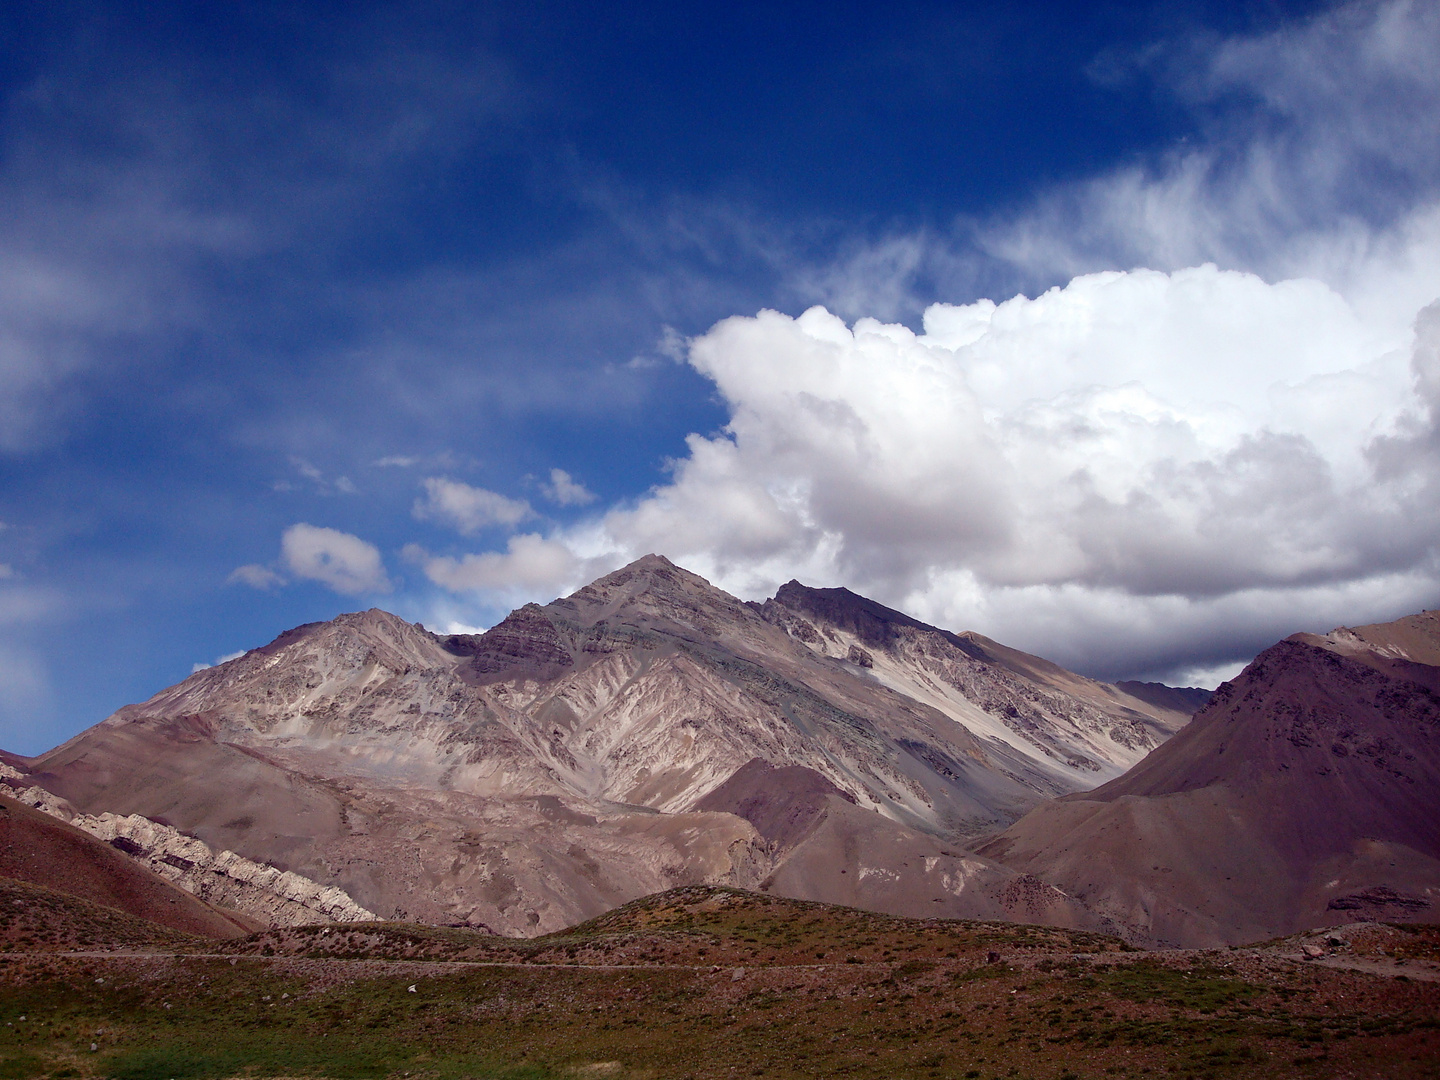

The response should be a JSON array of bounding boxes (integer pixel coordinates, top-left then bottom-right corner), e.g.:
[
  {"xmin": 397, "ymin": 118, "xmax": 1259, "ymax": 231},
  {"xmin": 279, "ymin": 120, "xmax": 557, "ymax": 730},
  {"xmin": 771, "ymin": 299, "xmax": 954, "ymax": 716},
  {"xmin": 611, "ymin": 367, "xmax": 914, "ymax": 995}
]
[{"xmin": 3, "ymin": 0, "xmax": 1439, "ymax": 754}]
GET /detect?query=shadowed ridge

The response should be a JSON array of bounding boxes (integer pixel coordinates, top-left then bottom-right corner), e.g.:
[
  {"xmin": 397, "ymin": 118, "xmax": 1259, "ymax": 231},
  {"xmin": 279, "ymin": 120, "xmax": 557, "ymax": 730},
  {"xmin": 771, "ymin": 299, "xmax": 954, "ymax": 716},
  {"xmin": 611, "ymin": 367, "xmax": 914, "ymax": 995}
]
[
  {"xmin": 763, "ymin": 578, "xmax": 1200, "ymax": 789},
  {"xmin": 1082, "ymin": 635, "xmax": 1440, "ymax": 808},
  {"xmin": 1113, "ymin": 680, "xmax": 1213, "ymax": 716},
  {"xmin": 765, "ymin": 583, "xmax": 1204, "ymax": 721},
  {"xmin": 765, "ymin": 580, "xmax": 977, "ymax": 654},
  {"xmin": 453, "ymin": 603, "xmax": 575, "ymax": 684}
]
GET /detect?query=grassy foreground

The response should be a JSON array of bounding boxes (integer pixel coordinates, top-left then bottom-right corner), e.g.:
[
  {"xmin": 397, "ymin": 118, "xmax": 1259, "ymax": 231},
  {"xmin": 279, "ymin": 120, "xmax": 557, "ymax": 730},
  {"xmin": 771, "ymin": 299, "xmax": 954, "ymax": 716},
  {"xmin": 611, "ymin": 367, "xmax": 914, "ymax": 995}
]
[{"xmin": 0, "ymin": 885, "xmax": 1436, "ymax": 1080}]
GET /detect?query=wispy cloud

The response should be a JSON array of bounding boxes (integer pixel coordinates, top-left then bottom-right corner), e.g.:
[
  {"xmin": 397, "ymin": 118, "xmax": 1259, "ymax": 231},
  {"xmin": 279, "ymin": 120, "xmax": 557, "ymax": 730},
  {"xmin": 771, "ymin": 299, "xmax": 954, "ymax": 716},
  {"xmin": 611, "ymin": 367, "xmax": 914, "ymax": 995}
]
[
  {"xmin": 413, "ymin": 477, "xmax": 532, "ymax": 534},
  {"xmin": 228, "ymin": 564, "xmax": 286, "ymax": 591},
  {"xmin": 540, "ymin": 469, "xmax": 596, "ymax": 507}
]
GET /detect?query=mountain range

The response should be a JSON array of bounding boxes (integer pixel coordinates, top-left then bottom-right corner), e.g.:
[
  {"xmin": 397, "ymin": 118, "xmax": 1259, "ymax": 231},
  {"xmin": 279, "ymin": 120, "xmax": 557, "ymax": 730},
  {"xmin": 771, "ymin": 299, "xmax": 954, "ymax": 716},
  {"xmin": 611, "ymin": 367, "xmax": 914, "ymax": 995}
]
[{"xmin": 3, "ymin": 554, "xmax": 1435, "ymax": 947}]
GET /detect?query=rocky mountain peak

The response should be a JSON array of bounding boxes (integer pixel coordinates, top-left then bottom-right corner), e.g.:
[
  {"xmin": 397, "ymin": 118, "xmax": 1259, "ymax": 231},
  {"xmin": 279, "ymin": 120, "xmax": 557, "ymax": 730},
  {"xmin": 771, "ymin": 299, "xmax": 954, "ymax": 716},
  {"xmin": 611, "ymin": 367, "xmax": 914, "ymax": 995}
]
[
  {"xmin": 239, "ymin": 606, "xmax": 448, "ymax": 670},
  {"xmin": 546, "ymin": 554, "xmax": 760, "ymax": 640},
  {"xmin": 767, "ymin": 580, "xmax": 960, "ymax": 653},
  {"xmin": 14, "ymin": 555, "xmax": 1218, "ymax": 939}
]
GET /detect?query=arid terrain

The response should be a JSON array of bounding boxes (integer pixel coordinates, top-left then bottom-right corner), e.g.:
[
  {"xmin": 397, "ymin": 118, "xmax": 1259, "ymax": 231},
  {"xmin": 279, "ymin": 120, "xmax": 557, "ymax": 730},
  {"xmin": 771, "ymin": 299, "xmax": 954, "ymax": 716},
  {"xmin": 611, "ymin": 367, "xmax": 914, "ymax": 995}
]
[
  {"xmin": 3, "ymin": 557, "xmax": 1199, "ymax": 938},
  {"xmin": 3, "ymin": 560, "xmax": 1439, "ymax": 951},
  {"xmin": 1, "ymin": 561, "xmax": 1439, "ymax": 1077},
  {"xmin": 0, "ymin": 885, "xmax": 1436, "ymax": 1080},
  {"xmin": 980, "ymin": 610, "xmax": 1440, "ymax": 947}
]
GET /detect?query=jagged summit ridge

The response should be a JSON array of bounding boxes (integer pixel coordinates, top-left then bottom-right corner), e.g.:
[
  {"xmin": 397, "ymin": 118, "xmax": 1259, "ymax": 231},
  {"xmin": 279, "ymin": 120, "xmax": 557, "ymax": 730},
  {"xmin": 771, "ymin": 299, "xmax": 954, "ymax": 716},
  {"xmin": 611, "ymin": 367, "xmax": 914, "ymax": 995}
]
[
  {"xmin": 16, "ymin": 555, "xmax": 1202, "ymax": 937},
  {"xmin": 760, "ymin": 580, "xmax": 1186, "ymax": 785}
]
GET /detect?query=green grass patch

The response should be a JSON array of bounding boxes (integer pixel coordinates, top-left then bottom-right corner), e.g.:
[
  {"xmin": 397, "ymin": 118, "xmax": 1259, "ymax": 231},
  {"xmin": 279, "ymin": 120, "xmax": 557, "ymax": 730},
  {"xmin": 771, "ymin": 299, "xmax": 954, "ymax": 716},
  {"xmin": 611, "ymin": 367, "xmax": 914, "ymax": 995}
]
[{"xmin": 1099, "ymin": 961, "xmax": 1259, "ymax": 1012}]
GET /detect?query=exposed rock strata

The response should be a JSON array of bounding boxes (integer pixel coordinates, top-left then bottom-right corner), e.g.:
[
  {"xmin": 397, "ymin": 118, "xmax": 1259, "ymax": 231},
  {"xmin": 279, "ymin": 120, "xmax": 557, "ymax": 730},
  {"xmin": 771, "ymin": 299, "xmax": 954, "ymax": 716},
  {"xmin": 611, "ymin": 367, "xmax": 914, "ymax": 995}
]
[
  {"xmin": 0, "ymin": 765, "xmax": 374, "ymax": 926},
  {"xmin": 0, "ymin": 791, "xmax": 258, "ymax": 938},
  {"xmin": 12, "ymin": 556, "xmax": 1202, "ymax": 936}
]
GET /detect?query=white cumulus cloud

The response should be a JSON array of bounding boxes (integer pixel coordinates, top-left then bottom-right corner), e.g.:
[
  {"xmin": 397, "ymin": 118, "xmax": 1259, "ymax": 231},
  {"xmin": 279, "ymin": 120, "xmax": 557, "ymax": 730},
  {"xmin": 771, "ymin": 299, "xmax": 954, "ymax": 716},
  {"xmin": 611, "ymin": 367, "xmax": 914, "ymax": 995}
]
[
  {"xmin": 413, "ymin": 477, "xmax": 532, "ymax": 534},
  {"xmin": 406, "ymin": 533, "xmax": 587, "ymax": 597},
  {"xmin": 281, "ymin": 523, "xmax": 392, "ymax": 596},
  {"xmin": 541, "ymin": 468, "xmax": 596, "ymax": 507},
  {"xmin": 605, "ymin": 283, "xmax": 1439, "ymax": 679},
  {"xmin": 418, "ymin": 281, "xmax": 1438, "ymax": 683}
]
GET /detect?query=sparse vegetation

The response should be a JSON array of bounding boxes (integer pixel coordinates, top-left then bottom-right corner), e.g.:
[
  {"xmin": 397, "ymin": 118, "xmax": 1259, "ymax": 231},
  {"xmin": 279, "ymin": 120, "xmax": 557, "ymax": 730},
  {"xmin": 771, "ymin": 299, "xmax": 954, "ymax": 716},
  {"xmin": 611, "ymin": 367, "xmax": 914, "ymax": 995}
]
[{"xmin": 0, "ymin": 883, "xmax": 1436, "ymax": 1079}]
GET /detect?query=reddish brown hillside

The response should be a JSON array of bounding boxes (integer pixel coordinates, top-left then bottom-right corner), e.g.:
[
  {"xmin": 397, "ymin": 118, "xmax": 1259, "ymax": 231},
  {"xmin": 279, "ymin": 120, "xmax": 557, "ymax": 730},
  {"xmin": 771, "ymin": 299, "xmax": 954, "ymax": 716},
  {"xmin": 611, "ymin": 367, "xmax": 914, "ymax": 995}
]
[
  {"xmin": 0, "ymin": 794, "xmax": 259, "ymax": 939},
  {"xmin": 978, "ymin": 613, "xmax": 1440, "ymax": 947}
]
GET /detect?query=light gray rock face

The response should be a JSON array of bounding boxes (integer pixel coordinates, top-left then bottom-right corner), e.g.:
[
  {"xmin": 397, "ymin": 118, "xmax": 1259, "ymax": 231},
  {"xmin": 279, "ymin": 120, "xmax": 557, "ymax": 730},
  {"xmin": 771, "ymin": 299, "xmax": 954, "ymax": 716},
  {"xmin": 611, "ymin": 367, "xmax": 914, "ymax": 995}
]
[
  {"xmin": 20, "ymin": 556, "xmax": 1200, "ymax": 936},
  {"xmin": 760, "ymin": 582, "xmax": 1186, "ymax": 792},
  {"xmin": 77, "ymin": 813, "xmax": 377, "ymax": 925},
  {"xmin": 0, "ymin": 765, "xmax": 374, "ymax": 925}
]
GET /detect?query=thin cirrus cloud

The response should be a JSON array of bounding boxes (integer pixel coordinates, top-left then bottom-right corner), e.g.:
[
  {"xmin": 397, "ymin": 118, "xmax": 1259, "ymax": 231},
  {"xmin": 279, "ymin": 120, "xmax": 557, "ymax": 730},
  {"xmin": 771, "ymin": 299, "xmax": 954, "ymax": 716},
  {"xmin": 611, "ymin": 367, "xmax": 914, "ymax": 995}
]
[
  {"xmin": 227, "ymin": 564, "xmax": 285, "ymax": 591},
  {"xmin": 979, "ymin": 0, "xmax": 1440, "ymax": 301},
  {"xmin": 0, "ymin": 16, "xmax": 522, "ymax": 454},
  {"xmin": 791, "ymin": 1, "xmax": 1440, "ymax": 328}
]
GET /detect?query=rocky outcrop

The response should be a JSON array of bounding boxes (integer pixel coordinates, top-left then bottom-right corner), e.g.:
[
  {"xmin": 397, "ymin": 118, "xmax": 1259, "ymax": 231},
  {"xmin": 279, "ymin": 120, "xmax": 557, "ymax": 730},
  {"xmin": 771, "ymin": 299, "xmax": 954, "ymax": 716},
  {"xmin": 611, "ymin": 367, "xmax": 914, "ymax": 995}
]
[
  {"xmin": 78, "ymin": 813, "xmax": 377, "ymax": 925},
  {"xmin": 0, "ymin": 765, "xmax": 374, "ymax": 926},
  {"xmin": 453, "ymin": 604, "xmax": 577, "ymax": 683},
  {"xmin": 0, "ymin": 791, "xmax": 259, "ymax": 939}
]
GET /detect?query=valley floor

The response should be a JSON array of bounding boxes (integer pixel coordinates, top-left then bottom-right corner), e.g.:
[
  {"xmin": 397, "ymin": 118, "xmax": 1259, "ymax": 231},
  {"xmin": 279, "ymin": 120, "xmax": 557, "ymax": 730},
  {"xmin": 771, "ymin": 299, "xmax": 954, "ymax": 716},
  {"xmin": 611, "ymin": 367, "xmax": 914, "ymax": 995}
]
[{"xmin": 0, "ymin": 886, "xmax": 1437, "ymax": 1080}]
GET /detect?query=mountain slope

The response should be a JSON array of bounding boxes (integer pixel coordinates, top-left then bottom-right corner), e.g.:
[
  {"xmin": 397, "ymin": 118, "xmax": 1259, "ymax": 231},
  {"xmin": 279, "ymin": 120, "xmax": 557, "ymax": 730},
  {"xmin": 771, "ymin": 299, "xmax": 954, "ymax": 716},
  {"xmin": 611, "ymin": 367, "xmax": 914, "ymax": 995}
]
[
  {"xmin": 0, "ymin": 793, "xmax": 258, "ymax": 938},
  {"xmin": 15, "ymin": 556, "xmax": 1199, "ymax": 935},
  {"xmin": 761, "ymin": 582, "xmax": 1192, "ymax": 789},
  {"xmin": 977, "ymin": 611, "xmax": 1440, "ymax": 947}
]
